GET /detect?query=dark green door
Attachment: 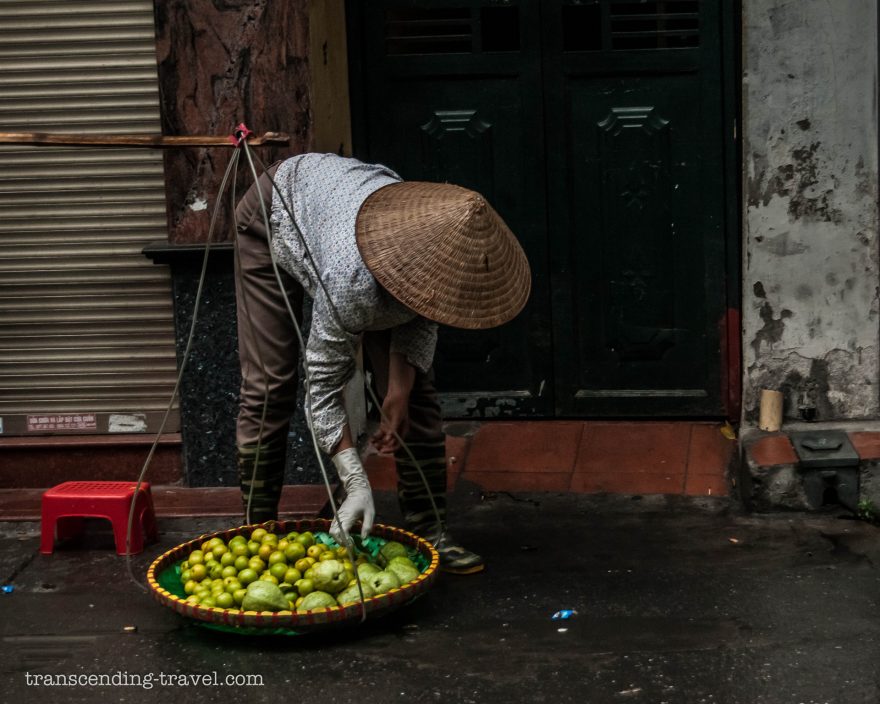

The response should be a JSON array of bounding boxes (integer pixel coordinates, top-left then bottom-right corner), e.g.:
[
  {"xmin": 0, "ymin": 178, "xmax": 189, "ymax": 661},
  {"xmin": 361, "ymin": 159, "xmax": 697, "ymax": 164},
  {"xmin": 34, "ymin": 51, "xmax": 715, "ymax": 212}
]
[{"xmin": 347, "ymin": 0, "xmax": 734, "ymax": 418}]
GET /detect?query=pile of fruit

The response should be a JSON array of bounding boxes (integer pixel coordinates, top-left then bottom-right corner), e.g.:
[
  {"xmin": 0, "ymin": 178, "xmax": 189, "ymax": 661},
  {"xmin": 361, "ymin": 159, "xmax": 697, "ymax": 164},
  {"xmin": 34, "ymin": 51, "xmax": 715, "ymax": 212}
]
[{"xmin": 177, "ymin": 527, "xmax": 422, "ymax": 613}]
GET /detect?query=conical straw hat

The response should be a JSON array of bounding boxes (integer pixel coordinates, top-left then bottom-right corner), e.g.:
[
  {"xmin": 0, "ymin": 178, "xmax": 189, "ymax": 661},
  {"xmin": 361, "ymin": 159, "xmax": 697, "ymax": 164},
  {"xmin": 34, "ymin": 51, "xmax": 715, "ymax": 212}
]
[{"xmin": 355, "ymin": 182, "xmax": 531, "ymax": 330}]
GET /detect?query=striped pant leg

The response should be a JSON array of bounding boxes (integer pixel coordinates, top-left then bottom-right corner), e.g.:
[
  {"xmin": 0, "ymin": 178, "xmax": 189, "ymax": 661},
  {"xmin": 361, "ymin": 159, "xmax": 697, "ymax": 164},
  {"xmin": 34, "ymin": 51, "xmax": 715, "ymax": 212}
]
[
  {"xmin": 395, "ymin": 439, "xmax": 447, "ymax": 534},
  {"xmin": 234, "ymin": 163, "xmax": 298, "ymax": 524},
  {"xmin": 237, "ymin": 426, "xmax": 288, "ymax": 524}
]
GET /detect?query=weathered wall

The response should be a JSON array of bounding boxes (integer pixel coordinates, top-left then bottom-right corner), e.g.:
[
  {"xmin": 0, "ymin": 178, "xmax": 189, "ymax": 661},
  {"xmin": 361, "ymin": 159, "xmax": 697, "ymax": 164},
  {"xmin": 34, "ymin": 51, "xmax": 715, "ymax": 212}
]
[
  {"xmin": 743, "ymin": 0, "xmax": 879, "ymax": 423},
  {"xmin": 153, "ymin": 0, "xmax": 312, "ymax": 244}
]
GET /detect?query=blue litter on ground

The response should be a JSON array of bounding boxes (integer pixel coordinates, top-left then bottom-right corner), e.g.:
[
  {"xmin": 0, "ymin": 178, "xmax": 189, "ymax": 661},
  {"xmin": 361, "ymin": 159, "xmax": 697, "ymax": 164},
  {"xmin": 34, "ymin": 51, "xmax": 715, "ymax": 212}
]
[
  {"xmin": 2, "ymin": 585, "xmax": 13, "ymax": 594},
  {"xmin": 551, "ymin": 609, "xmax": 576, "ymax": 620}
]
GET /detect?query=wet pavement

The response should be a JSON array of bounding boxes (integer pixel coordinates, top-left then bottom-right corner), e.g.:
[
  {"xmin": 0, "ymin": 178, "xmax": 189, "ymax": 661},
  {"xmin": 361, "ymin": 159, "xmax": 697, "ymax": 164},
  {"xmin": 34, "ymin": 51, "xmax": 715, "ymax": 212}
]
[{"xmin": 3, "ymin": 484, "xmax": 880, "ymax": 703}]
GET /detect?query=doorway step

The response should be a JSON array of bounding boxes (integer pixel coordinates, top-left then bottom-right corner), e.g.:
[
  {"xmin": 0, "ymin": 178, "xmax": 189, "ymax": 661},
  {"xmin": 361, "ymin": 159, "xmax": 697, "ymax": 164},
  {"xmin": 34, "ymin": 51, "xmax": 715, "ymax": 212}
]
[{"xmin": 366, "ymin": 421, "xmax": 735, "ymax": 498}]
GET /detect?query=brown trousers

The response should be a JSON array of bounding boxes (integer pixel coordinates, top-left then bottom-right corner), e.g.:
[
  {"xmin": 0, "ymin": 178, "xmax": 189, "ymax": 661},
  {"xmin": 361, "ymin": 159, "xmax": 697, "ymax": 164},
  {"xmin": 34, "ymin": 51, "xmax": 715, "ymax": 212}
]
[{"xmin": 233, "ymin": 164, "xmax": 447, "ymax": 529}]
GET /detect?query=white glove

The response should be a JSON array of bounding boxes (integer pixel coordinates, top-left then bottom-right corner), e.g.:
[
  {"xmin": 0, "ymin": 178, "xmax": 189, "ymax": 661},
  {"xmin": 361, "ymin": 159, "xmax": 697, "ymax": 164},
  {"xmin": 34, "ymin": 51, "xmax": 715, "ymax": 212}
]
[{"xmin": 330, "ymin": 448, "xmax": 375, "ymax": 544}]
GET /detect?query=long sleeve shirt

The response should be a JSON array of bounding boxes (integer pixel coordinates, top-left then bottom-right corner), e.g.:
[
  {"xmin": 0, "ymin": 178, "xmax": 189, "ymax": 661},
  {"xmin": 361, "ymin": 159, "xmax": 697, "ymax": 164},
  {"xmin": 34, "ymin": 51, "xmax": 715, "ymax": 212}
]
[{"xmin": 269, "ymin": 153, "xmax": 438, "ymax": 454}]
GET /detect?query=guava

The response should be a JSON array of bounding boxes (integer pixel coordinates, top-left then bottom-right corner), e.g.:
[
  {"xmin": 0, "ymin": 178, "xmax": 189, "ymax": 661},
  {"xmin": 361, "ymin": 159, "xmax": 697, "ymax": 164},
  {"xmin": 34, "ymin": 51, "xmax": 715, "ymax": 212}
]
[
  {"xmin": 356, "ymin": 562, "xmax": 382, "ymax": 580},
  {"xmin": 241, "ymin": 580, "xmax": 289, "ymax": 612},
  {"xmin": 336, "ymin": 581, "xmax": 376, "ymax": 605},
  {"xmin": 296, "ymin": 590, "xmax": 337, "ymax": 611},
  {"xmin": 386, "ymin": 560, "xmax": 419, "ymax": 585},
  {"xmin": 368, "ymin": 570, "xmax": 401, "ymax": 595},
  {"xmin": 310, "ymin": 559, "xmax": 348, "ymax": 594},
  {"xmin": 388, "ymin": 555, "xmax": 418, "ymax": 570},
  {"xmin": 378, "ymin": 541, "xmax": 409, "ymax": 567}
]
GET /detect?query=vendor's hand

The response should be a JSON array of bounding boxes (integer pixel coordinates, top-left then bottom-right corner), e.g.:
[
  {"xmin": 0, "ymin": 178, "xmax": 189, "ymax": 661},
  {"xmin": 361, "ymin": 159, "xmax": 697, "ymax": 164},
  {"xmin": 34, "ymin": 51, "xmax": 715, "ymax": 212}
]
[
  {"xmin": 330, "ymin": 448, "xmax": 375, "ymax": 543},
  {"xmin": 372, "ymin": 393, "xmax": 409, "ymax": 454}
]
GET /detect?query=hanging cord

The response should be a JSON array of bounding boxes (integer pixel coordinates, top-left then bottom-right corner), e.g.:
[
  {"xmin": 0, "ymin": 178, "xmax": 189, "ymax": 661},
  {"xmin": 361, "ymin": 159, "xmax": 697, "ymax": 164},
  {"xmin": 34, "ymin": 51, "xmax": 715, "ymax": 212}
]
[
  {"xmin": 228, "ymin": 164, "xmax": 274, "ymax": 527},
  {"xmin": 125, "ymin": 138, "xmax": 445, "ymax": 626},
  {"xmin": 124, "ymin": 148, "xmax": 242, "ymax": 591},
  {"xmin": 239, "ymin": 145, "xmax": 372, "ymax": 620},
  {"xmin": 242, "ymin": 146, "xmax": 445, "ymax": 545}
]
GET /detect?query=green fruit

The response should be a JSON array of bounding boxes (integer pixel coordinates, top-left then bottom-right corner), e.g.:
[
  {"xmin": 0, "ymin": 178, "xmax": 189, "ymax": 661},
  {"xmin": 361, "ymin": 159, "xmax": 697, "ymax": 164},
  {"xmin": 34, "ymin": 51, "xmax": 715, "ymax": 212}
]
[
  {"xmin": 356, "ymin": 562, "xmax": 382, "ymax": 580},
  {"xmin": 283, "ymin": 567, "xmax": 302, "ymax": 585},
  {"xmin": 294, "ymin": 578, "xmax": 314, "ymax": 596},
  {"xmin": 310, "ymin": 559, "xmax": 348, "ymax": 595},
  {"xmin": 237, "ymin": 568, "xmax": 258, "ymax": 585},
  {"xmin": 386, "ymin": 561, "xmax": 420, "ymax": 585},
  {"xmin": 269, "ymin": 562, "xmax": 289, "ymax": 581},
  {"xmin": 241, "ymin": 580, "xmax": 289, "ymax": 612},
  {"xmin": 388, "ymin": 555, "xmax": 418, "ymax": 570},
  {"xmin": 268, "ymin": 550, "xmax": 287, "ymax": 566},
  {"xmin": 378, "ymin": 541, "xmax": 408, "ymax": 567},
  {"xmin": 336, "ymin": 581, "xmax": 376, "ymax": 605},
  {"xmin": 368, "ymin": 570, "xmax": 401, "ymax": 595},
  {"xmin": 284, "ymin": 543, "xmax": 306, "ymax": 561},
  {"xmin": 295, "ymin": 531, "xmax": 315, "ymax": 548},
  {"xmin": 296, "ymin": 591, "xmax": 337, "ymax": 611}
]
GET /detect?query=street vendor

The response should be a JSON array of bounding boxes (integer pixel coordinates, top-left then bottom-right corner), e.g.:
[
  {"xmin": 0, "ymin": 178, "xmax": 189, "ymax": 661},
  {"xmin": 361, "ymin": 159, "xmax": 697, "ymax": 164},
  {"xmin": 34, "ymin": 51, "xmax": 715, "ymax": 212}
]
[{"xmin": 233, "ymin": 152, "xmax": 530, "ymax": 574}]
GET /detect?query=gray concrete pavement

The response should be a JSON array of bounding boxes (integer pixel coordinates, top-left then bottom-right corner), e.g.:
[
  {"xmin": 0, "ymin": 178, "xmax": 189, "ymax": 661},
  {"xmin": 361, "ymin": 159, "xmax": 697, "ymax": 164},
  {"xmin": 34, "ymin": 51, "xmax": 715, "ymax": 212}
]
[{"xmin": 2, "ymin": 484, "xmax": 880, "ymax": 703}]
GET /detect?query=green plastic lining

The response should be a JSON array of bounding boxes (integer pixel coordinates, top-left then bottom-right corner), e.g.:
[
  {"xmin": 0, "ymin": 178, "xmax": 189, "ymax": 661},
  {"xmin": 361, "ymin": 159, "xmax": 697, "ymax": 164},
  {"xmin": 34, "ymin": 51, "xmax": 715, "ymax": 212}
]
[{"xmin": 316, "ymin": 532, "xmax": 429, "ymax": 572}]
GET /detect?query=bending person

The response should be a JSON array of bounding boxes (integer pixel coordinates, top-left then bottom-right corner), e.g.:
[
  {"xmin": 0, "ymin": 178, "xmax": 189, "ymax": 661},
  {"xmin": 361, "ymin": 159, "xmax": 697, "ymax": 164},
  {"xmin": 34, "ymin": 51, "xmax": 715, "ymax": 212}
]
[{"xmin": 233, "ymin": 153, "xmax": 531, "ymax": 574}]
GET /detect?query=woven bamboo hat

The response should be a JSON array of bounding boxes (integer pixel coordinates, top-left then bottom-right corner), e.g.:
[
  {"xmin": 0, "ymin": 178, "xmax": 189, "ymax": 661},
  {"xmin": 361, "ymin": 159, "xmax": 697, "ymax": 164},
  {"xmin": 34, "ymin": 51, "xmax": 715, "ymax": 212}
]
[{"xmin": 355, "ymin": 182, "xmax": 531, "ymax": 329}]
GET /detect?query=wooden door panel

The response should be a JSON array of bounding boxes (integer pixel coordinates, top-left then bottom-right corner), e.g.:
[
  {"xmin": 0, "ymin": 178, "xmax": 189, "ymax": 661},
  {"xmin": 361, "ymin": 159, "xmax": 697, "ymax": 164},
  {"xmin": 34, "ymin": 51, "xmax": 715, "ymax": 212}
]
[{"xmin": 349, "ymin": 0, "xmax": 552, "ymax": 417}]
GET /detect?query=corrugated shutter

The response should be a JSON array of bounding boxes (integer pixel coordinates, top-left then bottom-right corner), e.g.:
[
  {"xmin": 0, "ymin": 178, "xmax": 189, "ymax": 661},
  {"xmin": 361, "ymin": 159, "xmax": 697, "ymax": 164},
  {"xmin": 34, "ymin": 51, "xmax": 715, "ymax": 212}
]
[{"xmin": 0, "ymin": 0, "xmax": 179, "ymax": 435}]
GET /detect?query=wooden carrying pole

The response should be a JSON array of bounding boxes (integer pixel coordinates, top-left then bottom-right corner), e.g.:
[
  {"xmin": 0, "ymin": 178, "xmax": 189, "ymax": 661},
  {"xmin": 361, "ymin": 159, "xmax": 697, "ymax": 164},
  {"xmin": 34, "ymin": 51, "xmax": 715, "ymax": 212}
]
[{"xmin": 0, "ymin": 130, "xmax": 290, "ymax": 148}]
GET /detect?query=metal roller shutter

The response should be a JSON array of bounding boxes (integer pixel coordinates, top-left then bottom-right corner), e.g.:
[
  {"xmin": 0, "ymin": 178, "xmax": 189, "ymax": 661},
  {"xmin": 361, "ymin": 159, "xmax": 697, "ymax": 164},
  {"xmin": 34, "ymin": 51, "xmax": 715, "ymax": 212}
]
[{"xmin": 0, "ymin": 0, "xmax": 179, "ymax": 435}]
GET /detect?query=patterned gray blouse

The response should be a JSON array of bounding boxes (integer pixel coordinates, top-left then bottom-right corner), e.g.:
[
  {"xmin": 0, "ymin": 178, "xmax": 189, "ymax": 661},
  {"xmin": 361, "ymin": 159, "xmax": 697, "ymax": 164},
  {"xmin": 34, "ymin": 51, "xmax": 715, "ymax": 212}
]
[{"xmin": 269, "ymin": 153, "xmax": 438, "ymax": 454}]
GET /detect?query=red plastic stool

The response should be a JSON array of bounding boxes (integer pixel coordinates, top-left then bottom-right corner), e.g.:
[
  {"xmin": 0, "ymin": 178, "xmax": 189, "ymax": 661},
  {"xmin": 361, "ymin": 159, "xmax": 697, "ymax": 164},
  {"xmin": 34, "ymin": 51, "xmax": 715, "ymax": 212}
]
[{"xmin": 40, "ymin": 481, "xmax": 159, "ymax": 555}]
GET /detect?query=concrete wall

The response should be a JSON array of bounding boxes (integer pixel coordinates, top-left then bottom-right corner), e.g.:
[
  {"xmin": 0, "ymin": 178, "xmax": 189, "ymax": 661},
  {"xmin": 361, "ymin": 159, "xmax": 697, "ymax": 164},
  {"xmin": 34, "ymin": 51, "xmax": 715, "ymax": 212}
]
[{"xmin": 743, "ymin": 0, "xmax": 879, "ymax": 424}]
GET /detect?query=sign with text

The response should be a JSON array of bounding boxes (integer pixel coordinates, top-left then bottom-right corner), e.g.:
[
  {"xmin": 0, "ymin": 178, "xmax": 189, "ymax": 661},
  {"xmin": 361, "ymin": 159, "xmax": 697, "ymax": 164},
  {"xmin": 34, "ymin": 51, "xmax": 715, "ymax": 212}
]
[{"xmin": 26, "ymin": 413, "xmax": 98, "ymax": 432}]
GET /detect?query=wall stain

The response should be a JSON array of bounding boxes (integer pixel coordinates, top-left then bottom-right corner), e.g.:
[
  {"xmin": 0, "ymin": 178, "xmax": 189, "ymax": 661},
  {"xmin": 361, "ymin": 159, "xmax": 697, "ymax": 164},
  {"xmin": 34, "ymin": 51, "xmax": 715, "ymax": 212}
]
[
  {"xmin": 795, "ymin": 284, "xmax": 813, "ymax": 300},
  {"xmin": 750, "ymin": 302, "xmax": 793, "ymax": 357},
  {"xmin": 748, "ymin": 142, "xmax": 845, "ymax": 224},
  {"xmin": 787, "ymin": 142, "xmax": 844, "ymax": 223},
  {"xmin": 763, "ymin": 231, "xmax": 809, "ymax": 256}
]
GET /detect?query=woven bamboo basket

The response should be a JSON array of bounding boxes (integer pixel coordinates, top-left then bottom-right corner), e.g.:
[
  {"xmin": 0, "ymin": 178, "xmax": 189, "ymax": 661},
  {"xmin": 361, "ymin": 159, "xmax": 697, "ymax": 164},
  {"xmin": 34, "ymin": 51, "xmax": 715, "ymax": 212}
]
[{"xmin": 146, "ymin": 518, "xmax": 439, "ymax": 634}]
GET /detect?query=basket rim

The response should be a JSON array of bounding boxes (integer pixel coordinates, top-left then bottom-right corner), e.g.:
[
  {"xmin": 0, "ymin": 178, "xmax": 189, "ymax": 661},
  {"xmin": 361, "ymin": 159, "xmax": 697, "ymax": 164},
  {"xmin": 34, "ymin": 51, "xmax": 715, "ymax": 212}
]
[{"xmin": 146, "ymin": 518, "xmax": 439, "ymax": 630}]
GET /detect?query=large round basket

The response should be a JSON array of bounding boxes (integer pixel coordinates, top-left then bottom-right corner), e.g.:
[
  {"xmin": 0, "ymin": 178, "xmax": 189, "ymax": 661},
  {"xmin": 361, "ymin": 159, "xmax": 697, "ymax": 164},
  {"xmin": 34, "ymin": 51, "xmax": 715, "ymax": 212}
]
[{"xmin": 146, "ymin": 518, "xmax": 439, "ymax": 635}]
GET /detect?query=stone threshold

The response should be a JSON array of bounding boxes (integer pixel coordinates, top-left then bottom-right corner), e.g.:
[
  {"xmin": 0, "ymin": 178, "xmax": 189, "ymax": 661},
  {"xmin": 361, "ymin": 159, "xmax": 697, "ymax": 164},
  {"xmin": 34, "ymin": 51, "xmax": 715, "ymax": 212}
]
[{"xmin": 741, "ymin": 422, "xmax": 880, "ymax": 511}]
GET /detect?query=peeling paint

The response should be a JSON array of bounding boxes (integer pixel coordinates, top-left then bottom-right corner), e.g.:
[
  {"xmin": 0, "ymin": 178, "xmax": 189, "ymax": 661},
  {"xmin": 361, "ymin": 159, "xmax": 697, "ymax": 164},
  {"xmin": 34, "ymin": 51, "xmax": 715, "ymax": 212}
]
[
  {"xmin": 188, "ymin": 197, "xmax": 208, "ymax": 212},
  {"xmin": 744, "ymin": 346, "xmax": 879, "ymax": 423}
]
